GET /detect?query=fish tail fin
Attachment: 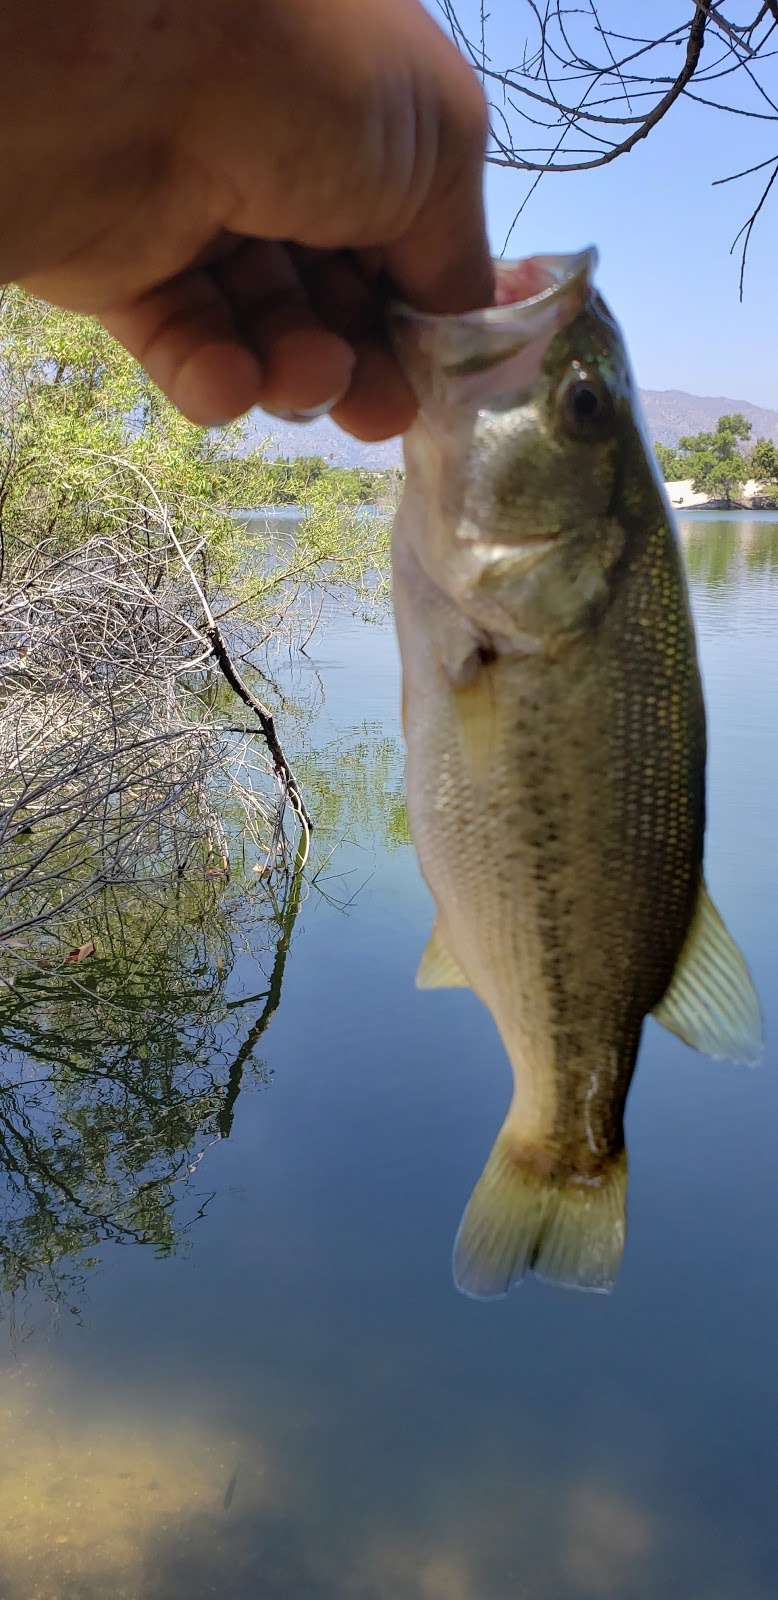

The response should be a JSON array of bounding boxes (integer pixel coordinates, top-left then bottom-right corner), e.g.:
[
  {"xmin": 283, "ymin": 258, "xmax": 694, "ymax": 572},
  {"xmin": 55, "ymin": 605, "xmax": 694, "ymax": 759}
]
[{"xmin": 453, "ymin": 1123, "xmax": 627, "ymax": 1299}]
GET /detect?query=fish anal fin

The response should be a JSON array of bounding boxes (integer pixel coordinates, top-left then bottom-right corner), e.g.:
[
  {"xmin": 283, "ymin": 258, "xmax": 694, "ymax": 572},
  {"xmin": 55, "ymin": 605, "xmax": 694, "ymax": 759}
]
[
  {"xmin": 453, "ymin": 1126, "xmax": 627, "ymax": 1298},
  {"xmin": 653, "ymin": 879, "xmax": 762, "ymax": 1066},
  {"xmin": 416, "ymin": 922, "xmax": 469, "ymax": 990}
]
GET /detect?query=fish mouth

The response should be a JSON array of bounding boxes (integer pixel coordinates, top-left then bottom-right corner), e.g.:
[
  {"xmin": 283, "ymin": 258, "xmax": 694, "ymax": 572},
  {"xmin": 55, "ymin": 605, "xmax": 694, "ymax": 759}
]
[
  {"xmin": 390, "ymin": 249, "xmax": 597, "ymax": 403},
  {"xmin": 391, "ymin": 249, "xmax": 596, "ymax": 331}
]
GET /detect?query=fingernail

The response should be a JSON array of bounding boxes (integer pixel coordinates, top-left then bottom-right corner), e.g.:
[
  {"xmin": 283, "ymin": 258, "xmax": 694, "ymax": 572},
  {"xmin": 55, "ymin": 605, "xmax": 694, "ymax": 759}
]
[
  {"xmin": 292, "ymin": 389, "xmax": 350, "ymax": 421},
  {"xmin": 264, "ymin": 388, "xmax": 350, "ymax": 426}
]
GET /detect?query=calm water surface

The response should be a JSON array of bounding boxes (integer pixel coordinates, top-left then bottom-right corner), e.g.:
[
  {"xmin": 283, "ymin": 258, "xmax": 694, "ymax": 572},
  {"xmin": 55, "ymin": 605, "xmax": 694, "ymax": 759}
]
[{"xmin": 2, "ymin": 513, "xmax": 778, "ymax": 1598}]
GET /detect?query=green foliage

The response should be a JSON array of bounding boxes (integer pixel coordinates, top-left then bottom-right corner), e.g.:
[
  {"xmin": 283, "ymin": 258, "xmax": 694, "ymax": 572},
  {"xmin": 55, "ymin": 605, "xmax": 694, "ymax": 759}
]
[
  {"xmin": 224, "ymin": 453, "xmax": 389, "ymax": 507},
  {"xmin": 750, "ymin": 437, "xmax": 778, "ymax": 488},
  {"xmin": 0, "ymin": 286, "xmax": 390, "ymax": 602},
  {"xmin": 655, "ymin": 442, "xmax": 682, "ymax": 481},
  {"xmin": 675, "ymin": 413, "xmax": 752, "ymax": 504},
  {"xmin": 0, "ymin": 287, "xmax": 256, "ymax": 566}
]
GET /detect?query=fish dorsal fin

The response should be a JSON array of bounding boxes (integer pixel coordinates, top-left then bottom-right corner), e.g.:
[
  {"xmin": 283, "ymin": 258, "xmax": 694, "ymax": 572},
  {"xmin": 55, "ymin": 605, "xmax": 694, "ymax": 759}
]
[
  {"xmin": 653, "ymin": 879, "xmax": 762, "ymax": 1065},
  {"xmin": 416, "ymin": 922, "xmax": 470, "ymax": 990}
]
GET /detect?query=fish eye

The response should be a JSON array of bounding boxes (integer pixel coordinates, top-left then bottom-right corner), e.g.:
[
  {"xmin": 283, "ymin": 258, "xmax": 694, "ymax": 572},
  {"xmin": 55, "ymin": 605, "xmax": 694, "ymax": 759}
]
[{"xmin": 557, "ymin": 366, "xmax": 614, "ymax": 438}]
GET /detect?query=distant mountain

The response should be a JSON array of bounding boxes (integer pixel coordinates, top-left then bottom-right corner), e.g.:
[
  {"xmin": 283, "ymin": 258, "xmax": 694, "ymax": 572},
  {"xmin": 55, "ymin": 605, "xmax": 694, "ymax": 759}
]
[
  {"xmin": 640, "ymin": 389, "xmax": 778, "ymax": 449},
  {"xmin": 247, "ymin": 414, "xmax": 403, "ymax": 470},
  {"xmin": 245, "ymin": 388, "xmax": 778, "ymax": 467}
]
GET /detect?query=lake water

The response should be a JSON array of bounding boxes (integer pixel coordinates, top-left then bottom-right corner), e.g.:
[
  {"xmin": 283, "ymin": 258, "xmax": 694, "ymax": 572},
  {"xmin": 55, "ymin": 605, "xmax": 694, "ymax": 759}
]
[{"xmin": 2, "ymin": 512, "xmax": 778, "ymax": 1599}]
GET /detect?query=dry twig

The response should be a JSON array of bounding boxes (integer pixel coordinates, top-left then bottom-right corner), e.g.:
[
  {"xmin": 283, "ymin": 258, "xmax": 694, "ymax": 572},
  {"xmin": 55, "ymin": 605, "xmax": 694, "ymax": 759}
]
[{"xmin": 0, "ymin": 455, "xmax": 310, "ymax": 957}]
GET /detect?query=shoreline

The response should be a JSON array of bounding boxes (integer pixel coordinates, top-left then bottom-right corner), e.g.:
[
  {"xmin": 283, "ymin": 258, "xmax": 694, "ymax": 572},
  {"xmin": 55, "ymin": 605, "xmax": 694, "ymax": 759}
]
[{"xmin": 665, "ymin": 476, "xmax": 777, "ymax": 512}]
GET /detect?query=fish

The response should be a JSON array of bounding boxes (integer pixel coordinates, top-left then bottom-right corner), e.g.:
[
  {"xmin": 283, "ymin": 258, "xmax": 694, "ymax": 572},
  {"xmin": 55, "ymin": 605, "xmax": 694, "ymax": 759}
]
[{"xmin": 390, "ymin": 249, "xmax": 762, "ymax": 1298}]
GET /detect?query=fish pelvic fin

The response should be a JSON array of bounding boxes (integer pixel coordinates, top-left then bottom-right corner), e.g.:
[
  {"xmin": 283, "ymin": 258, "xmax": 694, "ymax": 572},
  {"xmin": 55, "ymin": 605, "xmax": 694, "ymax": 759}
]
[
  {"xmin": 416, "ymin": 920, "xmax": 470, "ymax": 990},
  {"xmin": 653, "ymin": 877, "xmax": 763, "ymax": 1066},
  {"xmin": 453, "ymin": 1127, "xmax": 627, "ymax": 1299}
]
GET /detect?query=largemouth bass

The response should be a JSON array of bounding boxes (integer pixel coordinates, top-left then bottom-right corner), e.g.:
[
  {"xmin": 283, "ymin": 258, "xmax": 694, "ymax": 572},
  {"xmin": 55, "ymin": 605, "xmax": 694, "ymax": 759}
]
[{"xmin": 390, "ymin": 250, "xmax": 761, "ymax": 1298}]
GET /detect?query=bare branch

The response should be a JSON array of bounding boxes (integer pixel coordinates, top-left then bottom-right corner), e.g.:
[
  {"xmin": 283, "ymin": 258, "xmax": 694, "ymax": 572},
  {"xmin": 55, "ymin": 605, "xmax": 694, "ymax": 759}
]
[
  {"xmin": 491, "ymin": 6, "xmax": 709, "ymax": 174},
  {"xmin": 436, "ymin": 2, "xmax": 778, "ymax": 274},
  {"xmin": 166, "ymin": 518, "xmax": 312, "ymax": 850},
  {"xmin": 729, "ymin": 154, "xmax": 778, "ymax": 297},
  {"xmin": 0, "ymin": 451, "xmax": 313, "ymax": 958}
]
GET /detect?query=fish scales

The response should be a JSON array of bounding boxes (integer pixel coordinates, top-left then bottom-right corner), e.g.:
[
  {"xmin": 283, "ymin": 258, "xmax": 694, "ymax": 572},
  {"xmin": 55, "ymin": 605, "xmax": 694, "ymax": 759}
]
[
  {"xmin": 399, "ymin": 524, "xmax": 702, "ymax": 1166},
  {"xmin": 391, "ymin": 251, "xmax": 760, "ymax": 1296}
]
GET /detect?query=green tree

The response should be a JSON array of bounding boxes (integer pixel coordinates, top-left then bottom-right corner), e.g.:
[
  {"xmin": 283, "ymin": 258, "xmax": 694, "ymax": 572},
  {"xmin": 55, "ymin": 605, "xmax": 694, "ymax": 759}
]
[
  {"xmin": 750, "ymin": 437, "xmax": 778, "ymax": 489},
  {"xmin": 0, "ymin": 286, "xmax": 264, "ymax": 568},
  {"xmin": 0, "ymin": 290, "xmax": 393, "ymax": 940},
  {"xmin": 655, "ymin": 442, "xmax": 682, "ymax": 481},
  {"xmin": 676, "ymin": 414, "xmax": 752, "ymax": 506},
  {"xmin": 0, "ymin": 286, "xmax": 389, "ymax": 598}
]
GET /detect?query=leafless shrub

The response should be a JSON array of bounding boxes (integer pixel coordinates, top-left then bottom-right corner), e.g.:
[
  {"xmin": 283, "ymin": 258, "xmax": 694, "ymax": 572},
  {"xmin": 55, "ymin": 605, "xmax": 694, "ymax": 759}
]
[{"xmin": 0, "ymin": 456, "xmax": 308, "ymax": 968}]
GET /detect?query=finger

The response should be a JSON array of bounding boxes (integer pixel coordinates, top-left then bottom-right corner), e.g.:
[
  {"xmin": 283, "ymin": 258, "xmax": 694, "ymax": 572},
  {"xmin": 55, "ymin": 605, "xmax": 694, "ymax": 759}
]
[
  {"xmin": 291, "ymin": 247, "xmax": 380, "ymax": 343},
  {"xmin": 102, "ymin": 269, "xmax": 265, "ymax": 425},
  {"xmin": 102, "ymin": 245, "xmax": 357, "ymax": 426},
  {"xmin": 330, "ymin": 337, "xmax": 416, "ymax": 441},
  {"xmin": 294, "ymin": 249, "xmax": 416, "ymax": 437},
  {"xmin": 216, "ymin": 240, "xmax": 355, "ymax": 416}
]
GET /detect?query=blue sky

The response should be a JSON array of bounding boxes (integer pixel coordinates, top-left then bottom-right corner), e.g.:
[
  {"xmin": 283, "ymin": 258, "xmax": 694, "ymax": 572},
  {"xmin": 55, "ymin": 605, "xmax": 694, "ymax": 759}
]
[{"xmin": 436, "ymin": 2, "xmax": 778, "ymax": 406}]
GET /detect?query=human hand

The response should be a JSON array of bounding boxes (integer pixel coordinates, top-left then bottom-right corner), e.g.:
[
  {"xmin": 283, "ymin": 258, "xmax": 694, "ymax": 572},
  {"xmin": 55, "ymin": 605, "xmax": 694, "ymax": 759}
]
[{"xmin": 1, "ymin": 0, "xmax": 492, "ymax": 439}]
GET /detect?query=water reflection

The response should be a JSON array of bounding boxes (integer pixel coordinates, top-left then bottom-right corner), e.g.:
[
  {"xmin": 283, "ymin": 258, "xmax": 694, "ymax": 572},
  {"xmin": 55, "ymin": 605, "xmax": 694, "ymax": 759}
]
[
  {"xmin": 0, "ymin": 1359, "xmax": 271, "ymax": 1599},
  {"xmin": 299, "ymin": 723, "xmax": 410, "ymax": 852},
  {"xmin": 0, "ymin": 870, "xmax": 302, "ymax": 1309},
  {"xmin": 0, "ymin": 1352, "xmax": 664, "ymax": 1600},
  {"xmin": 678, "ymin": 512, "xmax": 778, "ymax": 588},
  {"xmin": 2, "ymin": 1349, "xmax": 762, "ymax": 1600},
  {"xmin": 0, "ymin": 707, "xmax": 409, "ymax": 1316},
  {"xmin": 1, "ymin": 518, "xmax": 776, "ymax": 1599}
]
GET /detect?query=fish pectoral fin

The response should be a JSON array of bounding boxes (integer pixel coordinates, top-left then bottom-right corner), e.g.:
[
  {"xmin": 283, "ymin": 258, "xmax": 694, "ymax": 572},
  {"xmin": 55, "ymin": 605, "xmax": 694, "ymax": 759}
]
[
  {"xmin": 453, "ymin": 658, "xmax": 500, "ymax": 775},
  {"xmin": 416, "ymin": 922, "xmax": 470, "ymax": 990},
  {"xmin": 653, "ymin": 878, "xmax": 762, "ymax": 1066},
  {"xmin": 453, "ymin": 1125, "xmax": 627, "ymax": 1298}
]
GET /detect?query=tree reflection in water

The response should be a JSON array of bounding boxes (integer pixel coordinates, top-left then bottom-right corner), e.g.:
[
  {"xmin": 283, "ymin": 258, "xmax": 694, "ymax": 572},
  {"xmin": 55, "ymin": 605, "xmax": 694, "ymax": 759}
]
[
  {"xmin": 0, "ymin": 710, "xmax": 411, "ymax": 1316},
  {"xmin": 679, "ymin": 515, "xmax": 778, "ymax": 589},
  {"xmin": 0, "ymin": 867, "xmax": 303, "ymax": 1310}
]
